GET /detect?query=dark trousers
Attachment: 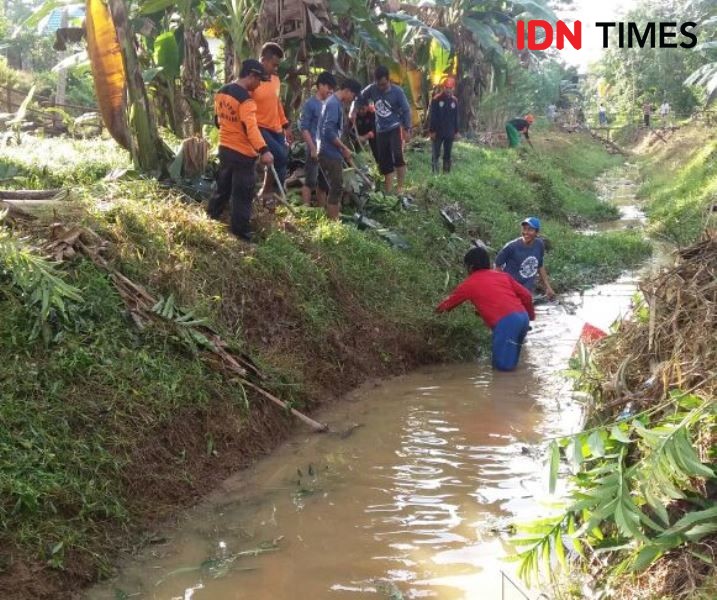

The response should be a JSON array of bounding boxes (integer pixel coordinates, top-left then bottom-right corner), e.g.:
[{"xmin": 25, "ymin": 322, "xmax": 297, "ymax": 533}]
[
  {"xmin": 260, "ymin": 128, "xmax": 288, "ymax": 183},
  {"xmin": 432, "ymin": 135, "xmax": 454, "ymax": 172},
  {"xmin": 207, "ymin": 150, "xmax": 256, "ymax": 239}
]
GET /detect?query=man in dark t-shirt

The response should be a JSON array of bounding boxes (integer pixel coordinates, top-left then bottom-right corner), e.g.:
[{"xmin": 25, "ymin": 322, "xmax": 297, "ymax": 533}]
[
  {"xmin": 429, "ymin": 77, "xmax": 459, "ymax": 174},
  {"xmin": 495, "ymin": 217, "xmax": 555, "ymax": 299},
  {"xmin": 352, "ymin": 98, "xmax": 379, "ymax": 163},
  {"xmin": 506, "ymin": 115, "xmax": 534, "ymax": 148}
]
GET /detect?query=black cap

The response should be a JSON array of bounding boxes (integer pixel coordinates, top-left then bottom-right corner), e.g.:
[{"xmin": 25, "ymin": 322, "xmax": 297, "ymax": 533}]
[{"xmin": 240, "ymin": 59, "xmax": 270, "ymax": 81}]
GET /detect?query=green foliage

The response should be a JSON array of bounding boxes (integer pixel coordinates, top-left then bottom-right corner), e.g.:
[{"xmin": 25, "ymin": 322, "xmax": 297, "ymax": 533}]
[
  {"xmin": 513, "ymin": 391, "xmax": 717, "ymax": 587},
  {"xmin": 590, "ymin": 0, "xmax": 715, "ymax": 120},
  {"xmin": 0, "ymin": 222, "xmax": 82, "ymax": 342},
  {"xmin": 0, "ymin": 130, "xmax": 651, "ymax": 578},
  {"xmin": 639, "ymin": 128, "xmax": 717, "ymax": 246}
]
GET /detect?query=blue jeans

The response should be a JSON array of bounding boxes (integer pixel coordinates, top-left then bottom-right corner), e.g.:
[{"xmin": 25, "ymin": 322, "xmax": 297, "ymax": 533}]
[
  {"xmin": 492, "ymin": 311, "xmax": 530, "ymax": 371},
  {"xmin": 260, "ymin": 128, "xmax": 288, "ymax": 184}
]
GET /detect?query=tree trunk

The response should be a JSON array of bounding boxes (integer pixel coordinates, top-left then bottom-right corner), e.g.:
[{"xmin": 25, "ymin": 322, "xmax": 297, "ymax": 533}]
[
  {"xmin": 107, "ymin": 0, "xmax": 167, "ymax": 174},
  {"xmin": 181, "ymin": 22, "xmax": 204, "ymax": 135}
]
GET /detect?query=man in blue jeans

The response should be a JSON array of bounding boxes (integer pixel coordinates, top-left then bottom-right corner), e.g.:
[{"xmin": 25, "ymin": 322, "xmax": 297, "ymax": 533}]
[
  {"xmin": 253, "ymin": 42, "xmax": 291, "ymax": 206},
  {"xmin": 436, "ymin": 247, "xmax": 535, "ymax": 371}
]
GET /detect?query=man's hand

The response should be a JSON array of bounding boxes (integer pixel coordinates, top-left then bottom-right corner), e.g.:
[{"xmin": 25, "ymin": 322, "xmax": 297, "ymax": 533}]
[
  {"xmin": 366, "ymin": 131, "xmax": 374, "ymax": 140},
  {"xmin": 454, "ymin": 132, "xmax": 460, "ymax": 140},
  {"xmin": 284, "ymin": 128, "xmax": 293, "ymax": 145},
  {"xmin": 429, "ymin": 132, "xmax": 436, "ymax": 140},
  {"xmin": 309, "ymin": 145, "xmax": 318, "ymax": 160},
  {"xmin": 403, "ymin": 128, "xmax": 412, "ymax": 143},
  {"xmin": 261, "ymin": 151, "xmax": 275, "ymax": 165},
  {"xmin": 545, "ymin": 285, "xmax": 556, "ymax": 301},
  {"xmin": 341, "ymin": 146, "xmax": 352, "ymax": 161}
]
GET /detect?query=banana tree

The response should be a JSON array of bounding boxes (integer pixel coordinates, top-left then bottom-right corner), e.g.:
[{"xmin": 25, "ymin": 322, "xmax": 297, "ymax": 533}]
[{"xmin": 403, "ymin": 0, "xmax": 556, "ymax": 129}]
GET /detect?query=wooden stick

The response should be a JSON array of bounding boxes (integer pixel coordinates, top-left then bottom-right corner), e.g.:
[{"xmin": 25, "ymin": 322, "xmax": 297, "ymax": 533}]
[
  {"xmin": 0, "ymin": 189, "xmax": 66, "ymax": 200},
  {"xmin": 75, "ymin": 238, "xmax": 325, "ymax": 432}
]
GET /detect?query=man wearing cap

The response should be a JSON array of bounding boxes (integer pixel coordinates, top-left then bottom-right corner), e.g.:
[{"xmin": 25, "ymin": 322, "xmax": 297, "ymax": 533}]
[
  {"xmin": 299, "ymin": 71, "xmax": 336, "ymax": 207},
  {"xmin": 436, "ymin": 246, "xmax": 535, "ymax": 372},
  {"xmin": 506, "ymin": 114, "xmax": 534, "ymax": 148},
  {"xmin": 429, "ymin": 77, "xmax": 459, "ymax": 174},
  {"xmin": 208, "ymin": 59, "xmax": 274, "ymax": 242},
  {"xmin": 352, "ymin": 97, "xmax": 379, "ymax": 163},
  {"xmin": 253, "ymin": 42, "xmax": 291, "ymax": 205},
  {"xmin": 317, "ymin": 78, "xmax": 363, "ymax": 220},
  {"xmin": 357, "ymin": 65, "xmax": 412, "ymax": 195},
  {"xmin": 495, "ymin": 217, "xmax": 555, "ymax": 300}
]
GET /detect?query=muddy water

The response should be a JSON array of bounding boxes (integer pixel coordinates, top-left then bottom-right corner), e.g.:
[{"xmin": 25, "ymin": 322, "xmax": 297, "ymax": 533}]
[{"xmin": 88, "ymin": 170, "xmax": 655, "ymax": 600}]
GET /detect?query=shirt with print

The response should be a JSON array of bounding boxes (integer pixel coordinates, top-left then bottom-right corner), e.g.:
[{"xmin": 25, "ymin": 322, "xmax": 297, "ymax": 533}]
[
  {"xmin": 300, "ymin": 95, "xmax": 323, "ymax": 144},
  {"xmin": 214, "ymin": 82, "xmax": 268, "ymax": 159},
  {"xmin": 251, "ymin": 74, "xmax": 289, "ymax": 133},
  {"xmin": 317, "ymin": 94, "xmax": 343, "ymax": 160},
  {"xmin": 436, "ymin": 269, "xmax": 535, "ymax": 329},
  {"xmin": 495, "ymin": 237, "xmax": 545, "ymax": 291},
  {"xmin": 359, "ymin": 83, "xmax": 411, "ymax": 133},
  {"xmin": 429, "ymin": 92, "xmax": 459, "ymax": 138}
]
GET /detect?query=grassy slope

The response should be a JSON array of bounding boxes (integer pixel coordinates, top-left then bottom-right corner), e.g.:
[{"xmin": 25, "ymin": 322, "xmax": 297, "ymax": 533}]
[
  {"xmin": 637, "ymin": 124, "xmax": 717, "ymax": 245},
  {"xmin": 0, "ymin": 131, "xmax": 650, "ymax": 598}
]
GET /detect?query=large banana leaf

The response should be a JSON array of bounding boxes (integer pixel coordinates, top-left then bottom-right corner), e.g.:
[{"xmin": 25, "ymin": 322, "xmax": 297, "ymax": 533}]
[
  {"xmin": 153, "ymin": 31, "xmax": 181, "ymax": 80},
  {"xmin": 86, "ymin": 0, "xmax": 130, "ymax": 149}
]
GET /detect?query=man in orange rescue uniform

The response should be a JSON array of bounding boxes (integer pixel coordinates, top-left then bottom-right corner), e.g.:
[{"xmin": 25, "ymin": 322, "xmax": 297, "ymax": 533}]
[
  {"xmin": 208, "ymin": 59, "xmax": 274, "ymax": 242},
  {"xmin": 253, "ymin": 42, "xmax": 291, "ymax": 203}
]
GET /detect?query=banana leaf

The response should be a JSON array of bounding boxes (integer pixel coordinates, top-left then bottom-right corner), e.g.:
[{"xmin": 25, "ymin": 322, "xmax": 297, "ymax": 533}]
[{"xmin": 85, "ymin": 0, "xmax": 131, "ymax": 149}]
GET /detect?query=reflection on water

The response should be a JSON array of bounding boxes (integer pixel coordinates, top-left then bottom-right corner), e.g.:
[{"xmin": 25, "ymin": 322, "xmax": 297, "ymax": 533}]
[
  {"xmin": 87, "ymin": 168, "xmax": 655, "ymax": 600},
  {"xmin": 86, "ymin": 277, "xmax": 642, "ymax": 600}
]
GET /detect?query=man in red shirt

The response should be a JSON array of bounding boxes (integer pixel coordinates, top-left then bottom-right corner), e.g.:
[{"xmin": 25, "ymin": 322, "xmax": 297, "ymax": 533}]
[{"xmin": 436, "ymin": 247, "xmax": 535, "ymax": 371}]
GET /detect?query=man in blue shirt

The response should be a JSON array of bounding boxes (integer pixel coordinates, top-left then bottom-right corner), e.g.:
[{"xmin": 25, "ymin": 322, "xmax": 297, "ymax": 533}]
[
  {"xmin": 357, "ymin": 65, "xmax": 412, "ymax": 195},
  {"xmin": 317, "ymin": 78, "xmax": 362, "ymax": 220},
  {"xmin": 495, "ymin": 217, "xmax": 555, "ymax": 299},
  {"xmin": 300, "ymin": 71, "xmax": 336, "ymax": 207}
]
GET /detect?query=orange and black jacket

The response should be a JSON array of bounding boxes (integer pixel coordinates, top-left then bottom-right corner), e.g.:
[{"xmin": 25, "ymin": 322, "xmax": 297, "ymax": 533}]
[{"xmin": 214, "ymin": 83, "xmax": 269, "ymax": 159}]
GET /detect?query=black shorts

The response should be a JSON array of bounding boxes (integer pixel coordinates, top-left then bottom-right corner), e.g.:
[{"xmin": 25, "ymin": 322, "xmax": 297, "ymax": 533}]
[{"xmin": 376, "ymin": 127, "xmax": 405, "ymax": 175}]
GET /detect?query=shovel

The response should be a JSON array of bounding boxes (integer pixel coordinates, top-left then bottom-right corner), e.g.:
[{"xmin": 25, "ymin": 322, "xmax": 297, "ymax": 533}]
[{"xmin": 269, "ymin": 164, "xmax": 298, "ymax": 217}]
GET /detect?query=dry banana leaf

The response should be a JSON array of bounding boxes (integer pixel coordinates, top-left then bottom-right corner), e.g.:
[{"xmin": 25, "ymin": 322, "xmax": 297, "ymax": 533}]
[{"xmin": 86, "ymin": 0, "xmax": 131, "ymax": 149}]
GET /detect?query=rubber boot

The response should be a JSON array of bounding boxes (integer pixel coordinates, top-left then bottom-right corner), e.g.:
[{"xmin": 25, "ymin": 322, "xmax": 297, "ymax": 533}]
[{"xmin": 443, "ymin": 160, "xmax": 452, "ymax": 174}]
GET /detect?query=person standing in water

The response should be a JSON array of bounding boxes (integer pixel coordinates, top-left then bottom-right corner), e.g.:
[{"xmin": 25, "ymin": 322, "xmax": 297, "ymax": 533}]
[
  {"xmin": 436, "ymin": 247, "xmax": 535, "ymax": 372},
  {"xmin": 495, "ymin": 217, "xmax": 555, "ymax": 300}
]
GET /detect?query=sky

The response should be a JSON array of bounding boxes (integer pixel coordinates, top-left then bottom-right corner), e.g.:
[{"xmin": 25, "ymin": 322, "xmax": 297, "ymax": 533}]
[{"xmin": 557, "ymin": 0, "xmax": 638, "ymax": 72}]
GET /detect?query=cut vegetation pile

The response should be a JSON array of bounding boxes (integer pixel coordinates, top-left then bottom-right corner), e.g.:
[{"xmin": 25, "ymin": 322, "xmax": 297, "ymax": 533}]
[
  {"xmin": 513, "ymin": 126, "xmax": 716, "ymax": 600},
  {"xmin": 0, "ymin": 130, "xmax": 651, "ymax": 599}
]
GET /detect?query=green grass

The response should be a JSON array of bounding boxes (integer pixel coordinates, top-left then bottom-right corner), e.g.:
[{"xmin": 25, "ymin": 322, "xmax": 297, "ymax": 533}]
[
  {"xmin": 0, "ymin": 130, "xmax": 651, "ymax": 589},
  {"xmin": 0, "ymin": 136, "xmax": 131, "ymax": 189},
  {"xmin": 638, "ymin": 126, "xmax": 717, "ymax": 246}
]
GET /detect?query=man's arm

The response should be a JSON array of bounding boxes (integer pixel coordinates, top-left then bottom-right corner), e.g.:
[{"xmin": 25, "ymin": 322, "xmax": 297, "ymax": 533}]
[
  {"xmin": 539, "ymin": 267, "xmax": 555, "ymax": 300},
  {"xmin": 398, "ymin": 87, "xmax": 412, "ymax": 134},
  {"xmin": 299, "ymin": 103, "xmax": 318, "ymax": 157},
  {"xmin": 436, "ymin": 281, "xmax": 468, "ymax": 313},
  {"xmin": 494, "ymin": 243, "xmax": 510, "ymax": 270},
  {"xmin": 537, "ymin": 241, "xmax": 554, "ymax": 299},
  {"xmin": 428, "ymin": 98, "xmax": 438, "ymax": 135},
  {"xmin": 324, "ymin": 102, "xmax": 352, "ymax": 160},
  {"xmin": 240, "ymin": 100, "xmax": 273, "ymax": 162}
]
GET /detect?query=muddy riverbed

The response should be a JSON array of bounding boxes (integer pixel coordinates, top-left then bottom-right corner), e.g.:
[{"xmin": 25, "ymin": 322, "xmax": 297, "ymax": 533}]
[{"xmin": 88, "ymin": 169, "xmax": 661, "ymax": 600}]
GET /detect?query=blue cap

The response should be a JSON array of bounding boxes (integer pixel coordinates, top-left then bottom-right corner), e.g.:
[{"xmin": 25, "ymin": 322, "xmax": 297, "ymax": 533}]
[{"xmin": 521, "ymin": 217, "xmax": 541, "ymax": 231}]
